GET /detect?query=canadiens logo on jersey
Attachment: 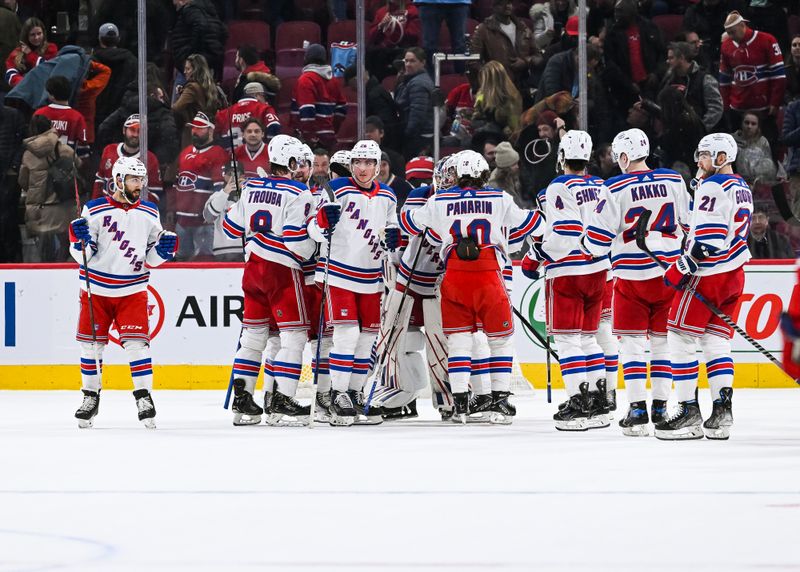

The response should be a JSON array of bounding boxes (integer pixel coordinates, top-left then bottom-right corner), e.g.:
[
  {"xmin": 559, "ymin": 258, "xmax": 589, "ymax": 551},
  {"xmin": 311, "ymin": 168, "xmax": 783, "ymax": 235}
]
[
  {"xmin": 177, "ymin": 171, "xmax": 198, "ymax": 190},
  {"xmin": 105, "ymin": 159, "xmax": 112, "ymax": 170},
  {"xmin": 733, "ymin": 65, "xmax": 758, "ymax": 86}
]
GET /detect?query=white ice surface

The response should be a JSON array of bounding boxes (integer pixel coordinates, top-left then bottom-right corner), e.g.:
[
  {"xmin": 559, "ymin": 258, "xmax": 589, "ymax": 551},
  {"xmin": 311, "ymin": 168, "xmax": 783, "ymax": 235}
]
[{"xmin": 1, "ymin": 389, "xmax": 799, "ymax": 572}]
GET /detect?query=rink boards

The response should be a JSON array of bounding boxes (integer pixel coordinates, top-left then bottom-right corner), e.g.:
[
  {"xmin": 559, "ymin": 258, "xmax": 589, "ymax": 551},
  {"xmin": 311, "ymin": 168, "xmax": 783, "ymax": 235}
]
[{"xmin": 0, "ymin": 261, "xmax": 796, "ymax": 389}]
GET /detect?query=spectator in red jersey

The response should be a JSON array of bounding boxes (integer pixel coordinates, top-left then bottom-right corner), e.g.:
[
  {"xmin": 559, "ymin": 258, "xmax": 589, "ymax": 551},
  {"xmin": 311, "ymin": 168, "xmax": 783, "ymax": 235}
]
[
  {"xmin": 172, "ymin": 111, "xmax": 227, "ymax": 260},
  {"xmin": 234, "ymin": 117, "xmax": 270, "ymax": 179},
  {"xmin": 231, "ymin": 44, "xmax": 280, "ymax": 104},
  {"xmin": 215, "ymin": 82, "xmax": 280, "ymax": 149},
  {"xmin": 93, "ymin": 114, "xmax": 163, "ymax": 202},
  {"xmin": 173, "ymin": 53, "xmax": 222, "ymax": 149},
  {"xmin": 4, "ymin": 17, "xmax": 57, "ymax": 88},
  {"xmin": 442, "ymin": 68, "xmax": 478, "ymax": 148},
  {"xmin": 602, "ymin": 0, "xmax": 664, "ymax": 115},
  {"xmin": 33, "ymin": 75, "xmax": 88, "ymax": 157},
  {"xmin": 719, "ymin": 10, "xmax": 786, "ymax": 140},
  {"xmin": 367, "ymin": 0, "xmax": 421, "ymax": 80},
  {"xmin": 290, "ymin": 43, "xmax": 347, "ymax": 151}
]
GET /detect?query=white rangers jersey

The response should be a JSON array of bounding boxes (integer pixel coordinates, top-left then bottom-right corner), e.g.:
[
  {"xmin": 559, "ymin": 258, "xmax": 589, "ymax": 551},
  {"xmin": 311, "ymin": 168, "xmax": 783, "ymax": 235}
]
[
  {"xmin": 69, "ymin": 196, "xmax": 167, "ymax": 297},
  {"xmin": 307, "ymin": 177, "xmax": 399, "ymax": 294},
  {"xmin": 538, "ymin": 174, "xmax": 611, "ymax": 278},
  {"xmin": 203, "ymin": 189, "xmax": 242, "ymax": 257},
  {"xmin": 686, "ymin": 173, "xmax": 752, "ymax": 276},
  {"xmin": 399, "ymin": 185, "xmax": 542, "ymax": 272},
  {"xmin": 396, "ymin": 185, "xmax": 446, "ymax": 296},
  {"xmin": 585, "ymin": 169, "xmax": 690, "ymax": 280},
  {"xmin": 222, "ymin": 176, "xmax": 316, "ymax": 269}
]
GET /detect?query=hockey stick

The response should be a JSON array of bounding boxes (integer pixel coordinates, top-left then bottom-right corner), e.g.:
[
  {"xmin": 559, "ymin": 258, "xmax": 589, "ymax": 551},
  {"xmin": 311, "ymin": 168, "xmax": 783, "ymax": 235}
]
[
  {"xmin": 635, "ymin": 209, "xmax": 797, "ymax": 380},
  {"xmin": 546, "ymin": 332, "xmax": 552, "ymax": 403},
  {"xmin": 308, "ymin": 232, "xmax": 333, "ymax": 428},
  {"xmin": 363, "ymin": 228, "xmax": 429, "ymax": 415},
  {"xmin": 512, "ymin": 307, "xmax": 559, "ymax": 361},
  {"xmin": 771, "ymin": 184, "xmax": 799, "ymax": 224},
  {"xmin": 73, "ymin": 176, "xmax": 103, "ymax": 388}
]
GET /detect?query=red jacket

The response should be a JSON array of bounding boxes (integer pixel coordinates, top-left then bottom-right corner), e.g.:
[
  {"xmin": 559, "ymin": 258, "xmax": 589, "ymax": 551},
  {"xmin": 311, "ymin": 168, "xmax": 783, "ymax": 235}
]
[
  {"xmin": 290, "ymin": 66, "xmax": 347, "ymax": 143},
  {"xmin": 368, "ymin": 4, "xmax": 421, "ymax": 48},
  {"xmin": 4, "ymin": 42, "xmax": 57, "ymax": 87},
  {"xmin": 719, "ymin": 28, "xmax": 786, "ymax": 111},
  {"xmin": 33, "ymin": 103, "xmax": 88, "ymax": 155},
  {"xmin": 74, "ymin": 60, "xmax": 111, "ymax": 144}
]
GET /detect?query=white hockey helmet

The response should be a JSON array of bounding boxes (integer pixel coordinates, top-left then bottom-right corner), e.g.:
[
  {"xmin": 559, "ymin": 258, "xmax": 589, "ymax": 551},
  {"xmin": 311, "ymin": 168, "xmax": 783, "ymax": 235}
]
[
  {"xmin": 611, "ymin": 128, "xmax": 649, "ymax": 169},
  {"xmin": 112, "ymin": 155, "xmax": 148, "ymax": 192},
  {"xmin": 454, "ymin": 150, "xmax": 490, "ymax": 180},
  {"xmin": 298, "ymin": 143, "xmax": 314, "ymax": 167},
  {"xmin": 558, "ymin": 129, "xmax": 593, "ymax": 171},
  {"xmin": 330, "ymin": 149, "xmax": 352, "ymax": 176},
  {"xmin": 433, "ymin": 155, "xmax": 450, "ymax": 190},
  {"xmin": 350, "ymin": 139, "xmax": 382, "ymax": 165},
  {"xmin": 267, "ymin": 134, "xmax": 303, "ymax": 171},
  {"xmin": 694, "ymin": 132, "xmax": 737, "ymax": 167}
]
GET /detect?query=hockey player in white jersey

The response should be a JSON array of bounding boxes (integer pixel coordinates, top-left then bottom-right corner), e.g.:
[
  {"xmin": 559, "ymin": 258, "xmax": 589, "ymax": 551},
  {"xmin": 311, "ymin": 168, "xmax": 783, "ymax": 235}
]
[
  {"xmin": 399, "ymin": 150, "xmax": 542, "ymax": 423},
  {"xmin": 583, "ymin": 128, "xmax": 690, "ymax": 436},
  {"xmin": 307, "ymin": 139, "xmax": 400, "ymax": 426},
  {"xmin": 223, "ymin": 134, "xmax": 322, "ymax": 426},
  {"xmin": 70, "ymin": 156, "xmax": 178, "ymax": 428},
  {"xmin": 655, "ymin": 133, "xmax": 752, "ymax": 440},
  {"xmin": 521, "ymin": 130, "xmax": 611, "ymax": 431},
  {"xmin": 203, "ymin": 161, "xmax": 245, "ymax": 261}
]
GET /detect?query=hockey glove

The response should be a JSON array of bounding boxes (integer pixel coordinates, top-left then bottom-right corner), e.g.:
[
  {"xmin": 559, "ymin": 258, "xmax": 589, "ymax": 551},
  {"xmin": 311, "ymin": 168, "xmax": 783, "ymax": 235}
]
[
  {"xmin": 690, "ymin": 240, "xmax": 717, "ymax": 261},
  {"xmin": 521, "ymin": 253, "xmax": 541, "ymax": 280},
  {"xmin": 384, "ymin": 226, "xmax": 401, "ymax": 251},
  {"xmin": 663, "ymin": 255, "xmax": 698, "ymax": 290},
  {"xmin": 528, "ymin": 241, "xmax": 554, "ymax": 263},
  {"xmin": 70, "ymin": 218, "xmax": 91, "ymax": 243},
  {"xmin": 155, "ymin": 231, "xmax": 178, "ymax": 260},
  {"xmin": 316, "ymin": 204, "xmax": 341, "ymax": 231}
]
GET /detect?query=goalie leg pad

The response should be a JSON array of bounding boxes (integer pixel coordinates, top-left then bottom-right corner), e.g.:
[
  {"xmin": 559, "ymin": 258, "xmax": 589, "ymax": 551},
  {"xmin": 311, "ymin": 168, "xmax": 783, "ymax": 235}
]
[
  {"xmin": 79, "ymin": 342, "xmax": 106, "ymax": 391},
  {"xmin": 330, "ymin": 324, "xmax": 359, "ymax": 392},
  {"xmin": 447, "ymin": 332, "xmax": 473, "ymax": 394},
  {"xmin": 650, "ymin": 334, "xmax": 672, "ymax": 401},
  {"xmin": 123, "ymin": 340, "xmax": 153, "ymax": 391},
  {"xmin": 273, "ymin": 329, "xmax": 306, "ymax": 398},
  {"xmin": 668, "ymin": 330, "xmax": 700, "ymax": 402},
  {"xmin": 699, "ymin": 333, "xmax": 733, "ymax": 398},
  {"xmin": 619, "ymin": 335, "xmax": 648, "ymax": 403},
  {"xmin": 423, "ymin": 296, "xmax": 452, "ymax": 408}
]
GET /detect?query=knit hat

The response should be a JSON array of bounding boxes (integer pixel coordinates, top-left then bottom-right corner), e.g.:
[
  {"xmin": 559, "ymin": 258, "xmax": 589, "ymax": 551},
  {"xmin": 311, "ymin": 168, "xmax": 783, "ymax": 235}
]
[
  {"xmin": 188, "ymin": 111, "xmax": 214, "ymax": 129},
  {"xmin": 304, "ymin": 43, "xmax": 327, "ymax": 65},
  {"xmin": 494, "ymin": 142, "xmax": 519, "ymax": 169},
  {"xmin": 405, "ymin": 156, "xmax": 435, "ymax": 180}
]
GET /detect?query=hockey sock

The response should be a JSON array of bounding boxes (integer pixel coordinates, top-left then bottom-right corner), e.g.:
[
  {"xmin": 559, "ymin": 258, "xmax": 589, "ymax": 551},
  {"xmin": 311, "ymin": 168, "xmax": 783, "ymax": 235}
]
[
  {"xmin": 650, "ymin": 335, "xmax": 672, "ymax": 401},
  {"xmin": 668, "ymin": 331, "xmax": 699, "ymax": 402},
  {"xmin": 233, "ymin": 326, "xmax": 268, "ymax": 394},
  {"xmin": 124, "ymin": 341, "xmax": 153, "ymax": 391},
  {"xmin": 330, "ymin": 324, "xmax": 359, "ymax": 392},
  {"xmin": 79, "ymin": 342, "xmax": 105, "ymax": 391},
  {"xmin": 470, "ymin": 332, "xmax": 492, "ymax": 395},
  {"xmin": 582, "ymin": 334, "xmax": 605, "ymax": 386},
  {"xmin": 311, "ymin": 336, "xmax": 332, "ymax": 393},
  {"xmin": 554, "ymin": 334, "xmax": 585, "ymax": 396},
  {"xmin": 273, "ymin": 330, "xmax": 305, "ymax": 397},
  {"xmin": 487, "ymin": 335, "xmax": 514, "ymax": 393},
  {"xmin": 619, "ymin": 336, "xmax": 647, "ymax": 403},
  {"xmin": 262, "ymin": 332, "xmax": 280, "ymax": 395},
  {"xmin": 447, "ymin": 332, "xmax": 473, "ymax": 394},
  {"xmin": 596, "ymin": 320, "xmax": 618, "ymax": 391},
  {"xmin": 700, "ymin": 334, "xmax": 734, "ymax": 398},
  {"xmin": 349, "ymin": 332, "xmax": 377, "ymax": 391}
]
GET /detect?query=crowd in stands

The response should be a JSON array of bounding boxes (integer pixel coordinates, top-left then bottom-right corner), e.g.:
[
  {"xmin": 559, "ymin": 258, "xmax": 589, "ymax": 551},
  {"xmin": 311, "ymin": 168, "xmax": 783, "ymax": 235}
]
[{"xmin": 1, "ymin": 0, "xmax": 800, "ymax": 263}]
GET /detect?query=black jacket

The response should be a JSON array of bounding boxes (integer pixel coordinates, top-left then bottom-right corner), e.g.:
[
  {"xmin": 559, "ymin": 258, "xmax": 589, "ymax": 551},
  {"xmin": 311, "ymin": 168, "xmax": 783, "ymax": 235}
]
[
  {"xmin": 97, "ymin": 82, "xmax": 179, "ymax": 167},
  {"xmin": 93, "ymin": 46, "xmax": 139, "ymax": 125},
  {"xmin": 170, "ymin": 0, "xmax": 227, "ymax": 74},
  {"xmin": 0, "ymin": 105, "xmax": 26, "ymax": 174},
  {"xmin": 603, "ymin": 16, "xmax": 664, "ymax": 109},
  {"xmin": 538, "ymin": 49, "xmax": 575, "ymax": 99},
  {"xmin": 95, "ymin": 0, "xmax": 172, "ymax": 66},
  {"xmin": 366, "ymin": 76, "xmax": 401, "ymax": 147}
]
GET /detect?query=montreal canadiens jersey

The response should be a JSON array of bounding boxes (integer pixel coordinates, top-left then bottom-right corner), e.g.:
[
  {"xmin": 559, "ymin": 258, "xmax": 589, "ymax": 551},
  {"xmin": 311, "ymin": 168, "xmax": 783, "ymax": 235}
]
[
  {"xmin": 34, "ymin": 104, "xmax": 88, "ymax": 153},
  {"xmin": 235, "ymin": 142, "xmax": 270, "ymax": 179},
  {"xmin": 174, "ymin": 144, "xmax": 227, "ymax": 227},
  {"xmin": 223, "ymin": 176, "xmax": 315, "ymax": 269},
  {"xmin": 308, "ymin": 177, "xmax": 398, "ymax": 294},
  {"xmin": 585, "ymin": 169, "xmax": 690, "ymax": 281},
  {"xmin": 399, "ymin": 185, "xmax": 542, "ymax": 273},
  {"xmin": 69, "ymin": 196, "xmax": 167, "ymax": 297},
  {"xmin": 215, "ymin": 98, "xmax": 281, "ymax": 148},
  {"xmin": 396, "ymin": 185, "xmax": 445, "ymax": 297},
  {"xmin": 93, "ymin": 144, "xmax": 163, "ymax": 202},
  {"xmin": 686, "ymin": 173, "xmax": 753, "ymax": 276},
  {"xmin": 538, "ymin": 174, "xmax": 611, "ymax": 278}
]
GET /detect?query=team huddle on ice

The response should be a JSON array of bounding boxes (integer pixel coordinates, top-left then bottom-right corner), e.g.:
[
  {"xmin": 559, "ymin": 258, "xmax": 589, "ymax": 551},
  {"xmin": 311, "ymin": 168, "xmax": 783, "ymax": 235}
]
[{"xmin": 67, "ymin": 124, "xmax": 752, "ymax": 440}]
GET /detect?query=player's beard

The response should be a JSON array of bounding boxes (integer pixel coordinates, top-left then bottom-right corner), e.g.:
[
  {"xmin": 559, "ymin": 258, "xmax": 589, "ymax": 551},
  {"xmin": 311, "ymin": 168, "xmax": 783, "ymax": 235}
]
[
  {"xmin": 124, "ymin": 135, "xmax": 139, "ymax": 150},
  {"xmin": 122, "ymin": 186, "xmax": 141, "ymax": 204}
]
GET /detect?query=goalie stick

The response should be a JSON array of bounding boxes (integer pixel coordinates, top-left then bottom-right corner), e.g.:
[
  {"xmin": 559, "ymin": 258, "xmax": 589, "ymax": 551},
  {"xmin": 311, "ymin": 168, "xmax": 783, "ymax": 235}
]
[{"xmin": 635, "ymin": 209, "xmax": 798, "ymax": 382}]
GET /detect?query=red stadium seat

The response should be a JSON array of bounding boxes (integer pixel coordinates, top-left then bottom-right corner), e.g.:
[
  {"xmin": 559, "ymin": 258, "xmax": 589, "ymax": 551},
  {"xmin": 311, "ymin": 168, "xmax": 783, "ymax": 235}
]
[
  {"xmin": 335, "ymin": 113, "xmax": 358, "ymax": 149},
  {"xmin": 328, "ymin": 20, "xmax": 358, "ymax": 44},
  {"xmin": 652, "ymin": 14, "xmax": 684, "ymax": 43},
  {"xmin": 342, "ymin": 85, "xmax": 357, "ymax": 103},
  {"xmin": 276, "ymin": 48, "xmax": 307, "ymax": 68},
  {"xmin": 466, "ymin": 18, "xmax": 480, "ymax": 36},
  {"xmin": 237, "ymin": 0, "xmax": 265, "ymax": 20},
  {"xmin": 275, "ymin": 21, "xmax": 322, "ymax": 51},
  {"xmin": 226, "ymin": 20, "xmax": 271, "ymax": 53},
  {"xmin": 277, "ymin": 76, "xmax": 298, "ymax": 112},
  {"xmin": 438, "ymin": 74, "xmax": 465, "ymax": 98}
]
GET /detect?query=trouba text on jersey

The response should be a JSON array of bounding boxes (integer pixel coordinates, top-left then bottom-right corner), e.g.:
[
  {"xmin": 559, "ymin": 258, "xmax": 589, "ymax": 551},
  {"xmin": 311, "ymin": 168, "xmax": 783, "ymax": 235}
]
[
  {"xmin": 247, "ymin": 189, "xmax": 283, "ymax": 206},
  {"xmin": 101, "ymin": 217, "xmax": 146, "ymax": 272}
]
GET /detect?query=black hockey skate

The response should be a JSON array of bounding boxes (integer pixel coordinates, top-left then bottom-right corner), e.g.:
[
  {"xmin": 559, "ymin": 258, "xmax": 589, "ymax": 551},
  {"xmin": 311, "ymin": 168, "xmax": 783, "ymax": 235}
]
[
  {"xmin": 133, "ymin": 389, "xmax": 156, "ymax": 429},
  {"xmin": 585, "ymin": 380, "xmax": 611, "ymax": 429},
  {"xmin": 314, "ymin": 391, "xmax": 332, "ymax": 423},
  {"xmin": 453, "ymin": 392, "xmax": 469, "ymax": 424},
  {"xmin": 349, "ymin": 389, "xmax": 384, "ymax": 425},
  {"xmin": 232, "ymin": 379, "xmax": 263, "ymax": 426},
  {"xmin": 654, "ymin": 400, "xmax": 704, "ymax": 440},
  {"xmin": 489, "ymin": 391, "xmax": 516, "ymax": 425},
  {"xmin": 607, "ymin": 388, "xmax": 617, "ymax": 414},
  {"xmin": 651, "ymin": 399, "xmax": 667, "ymax": 425},
  {"xmin": 329, "ymin": 390, "xmax": 356, "ymax": 426},
  {"xmin": 460, "ymin": 392, "xmax": 493, "ymax": 424},
  {"xmin": 266, "ymin": 392, "xmax": 311, "ymax": 426},
  {"xmin": 619, "ymin": 400, "xmax": 650, "ymax": 437},
  {"xmin": 703, "ymin": 387, "xmax": 733, "ymax": 440},
  {"xmin": 75, "ymin": 389, "xmax": 100, "ymax": 428},
  {"xmin": 382, "ymin": 399, "xmax": 419, "ymax": 421},
  {"xmin": 263, "ymin": 389, "xmax": 273, "ymax": 416},
  {"xmin": 438, "ymin": 407, "xmax": 455, "ymax": 422},
  {"xmin": 554, "ymin": 383, "xmax": 590, "ymax": 431}
]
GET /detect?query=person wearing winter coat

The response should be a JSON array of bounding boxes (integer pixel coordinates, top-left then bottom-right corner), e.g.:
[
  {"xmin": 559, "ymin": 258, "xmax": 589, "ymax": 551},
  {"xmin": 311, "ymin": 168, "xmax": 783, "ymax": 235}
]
[
  {"xmin": 95, "ymin": 0, "xmax": 171, "ymax": 67},
  {"xmin": 487, "ymin": 141, "xmax": 526, "ymax": 207},
  {"xmin": 93, "ymin": 23, "xmax": 138, "ymax": 126},
  {"xmin": 394, "ymin": 46, "xmax": 434, "ymax": 159},
  {"xmin": 0, "ymin": 2, "xmax": 21, "ymax": 69},
  {"xmin": 345, "ymin": 66, "xmax": 401, "ymax": 149},
  {"xmin": 170, "ymin": 0, "xmax": 227, "ymax": 79},
  {"xmin": 172, "ymin": 53, "xmax": 222, "ymax": 149},
  {"xmin": 4, "ymin": 17, "xmax": 57, "ymax": 88},
  {"xmin": 231, "ymin": 44, "xmax": 280, "ymax": 104},
  {"xmin": 0, "ymin": 104, "xmax": 26, "ymax": 263},
  {"xmin": 367, "ymin": 0, "xmax": 421, "ymax": 80},
  {"xmin": 19, "ymin": 115, "xmax": 80, "ymax": 262},
  {"xmin": 529, "ymin": 0, "xmax": 576, "ymax": 50},
  {"xmin": 732, "ymin": 112, "xmax": 777, "ymax": 187}
]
